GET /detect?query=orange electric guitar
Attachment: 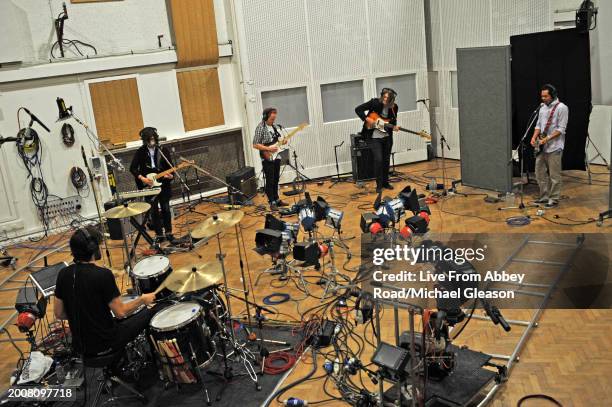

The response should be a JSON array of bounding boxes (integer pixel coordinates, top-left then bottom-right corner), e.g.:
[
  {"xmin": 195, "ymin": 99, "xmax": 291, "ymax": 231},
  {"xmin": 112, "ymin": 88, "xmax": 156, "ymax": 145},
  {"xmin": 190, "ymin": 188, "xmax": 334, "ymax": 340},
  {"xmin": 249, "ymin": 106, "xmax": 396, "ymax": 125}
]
[{"xmin": 367, "ymin": 112, "xmax": 431, "ymax": 141}]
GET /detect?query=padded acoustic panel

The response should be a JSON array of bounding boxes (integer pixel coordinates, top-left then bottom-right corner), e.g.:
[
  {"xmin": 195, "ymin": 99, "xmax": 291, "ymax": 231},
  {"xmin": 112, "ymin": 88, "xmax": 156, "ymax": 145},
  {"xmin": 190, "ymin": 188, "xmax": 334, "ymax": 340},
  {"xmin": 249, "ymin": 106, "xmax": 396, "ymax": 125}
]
[
  {"xmin": 89, "ymin": 78, "xmax": 144, "ymax": 145},
  {"xmin": 169, "ymin": 0, "xmax": 219, "ymax": 68},
  {"xmin": 176, "ymin": 68, "xmax": 224, "ymax": 131},
  {"xmin": 457, "ymin": 46, "xmax": 512, "ymax": 193},
  {"xmin": 240, "ymin": 0, "xmax": 310, "ymax": 88},
  {"xmin": 367, "ymin": 0, "xmax": 427, "ymax": 73},
  {"xmin": 307, "ymin": 0, "xmax": 369, "ymax": 82}
]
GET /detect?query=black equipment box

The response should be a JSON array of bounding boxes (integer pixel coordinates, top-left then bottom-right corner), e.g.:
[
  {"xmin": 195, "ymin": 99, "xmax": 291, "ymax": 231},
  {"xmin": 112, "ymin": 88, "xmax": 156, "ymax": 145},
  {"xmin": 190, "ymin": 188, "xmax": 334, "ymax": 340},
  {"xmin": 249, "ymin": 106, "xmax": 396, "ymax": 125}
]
[
  {"xmin": 226, "ymin": 166, "xmax": 257, "ymax": 204},
  {"xmin": 350, "ymin": 133, "xmax": 376, "ymax": 182}
]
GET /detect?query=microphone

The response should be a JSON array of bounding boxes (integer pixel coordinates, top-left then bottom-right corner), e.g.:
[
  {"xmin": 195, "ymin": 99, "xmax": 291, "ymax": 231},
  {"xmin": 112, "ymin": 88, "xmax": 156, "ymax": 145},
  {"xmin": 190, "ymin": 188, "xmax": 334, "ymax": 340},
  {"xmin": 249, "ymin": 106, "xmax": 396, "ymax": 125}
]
[
  {"xmin": 62, "ymin": 2, "xmax": 68, "ymax": 18},
  {"xmin": 22, "ymin": 108, "xmax": 50, "ymax": 132},
  {"xmin": 416, "ymin": 98, "xmax": 430, "ymax": 104},
  {"xmin": 56, "ymin": 97, "xmax": 71, "ymax": 121}
]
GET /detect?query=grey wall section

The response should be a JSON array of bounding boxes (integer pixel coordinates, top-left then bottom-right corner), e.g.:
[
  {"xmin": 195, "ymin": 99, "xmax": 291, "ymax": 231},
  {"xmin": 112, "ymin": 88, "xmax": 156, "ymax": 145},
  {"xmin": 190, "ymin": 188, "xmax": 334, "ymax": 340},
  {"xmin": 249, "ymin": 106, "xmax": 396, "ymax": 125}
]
[
  {"xmin": 457, "ymin": 46, "xmax": 513, "ymax": 193},
  {"xmin": 591, "ymin": 0, "xmax": 612, "ymax": 106}
]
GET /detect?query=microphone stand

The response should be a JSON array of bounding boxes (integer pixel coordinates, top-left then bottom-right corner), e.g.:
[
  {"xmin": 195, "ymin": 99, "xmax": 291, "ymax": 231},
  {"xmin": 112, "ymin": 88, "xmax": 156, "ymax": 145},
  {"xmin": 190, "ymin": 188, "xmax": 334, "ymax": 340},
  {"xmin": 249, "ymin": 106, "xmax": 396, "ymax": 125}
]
[
  {"xmin": 420, "ymin": 99, "xmax": 450, "ymax": 195},
  {"xmin": 506, "ymin": 105, "xmax": 541, "ymax": 210},
  {"xmin": 329, "ymin": 141, "xmax": 347, "ymax": 189}
]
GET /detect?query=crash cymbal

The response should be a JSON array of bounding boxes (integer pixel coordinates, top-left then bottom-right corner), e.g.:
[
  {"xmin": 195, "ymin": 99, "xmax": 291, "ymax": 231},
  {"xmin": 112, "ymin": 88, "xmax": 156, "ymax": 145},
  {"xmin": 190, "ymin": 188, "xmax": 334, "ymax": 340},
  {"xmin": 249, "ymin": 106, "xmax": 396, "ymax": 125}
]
[
  {"xmin": 159, "ymin": 262, "xmax": 224, "ymax": 294},
  {"xmin": 103, "ymin": 202, "xmax": 151, "ymax": 219},
  {"xmin": 191, "ymin": 210, "xmax": 244, "ymax": 239}
]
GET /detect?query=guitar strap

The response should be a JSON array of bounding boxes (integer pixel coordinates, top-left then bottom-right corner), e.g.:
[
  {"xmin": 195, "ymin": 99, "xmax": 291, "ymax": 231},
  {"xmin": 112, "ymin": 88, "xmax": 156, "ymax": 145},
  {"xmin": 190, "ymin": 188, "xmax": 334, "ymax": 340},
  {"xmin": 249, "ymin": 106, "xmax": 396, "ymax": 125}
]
[{"xmin": 542, "ymin": 101, "xmax": 559, "ymax": 136}]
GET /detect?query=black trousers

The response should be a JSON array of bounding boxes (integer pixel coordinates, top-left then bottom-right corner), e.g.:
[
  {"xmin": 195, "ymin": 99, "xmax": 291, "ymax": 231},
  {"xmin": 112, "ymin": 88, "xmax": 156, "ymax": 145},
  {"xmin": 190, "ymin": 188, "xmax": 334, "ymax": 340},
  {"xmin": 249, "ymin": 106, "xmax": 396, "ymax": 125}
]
[
  {"xmin": 367, "ymin": 136, "xmax": 393, "ymax": 189},
  {"xmin": 146, "ymin": 189, "xmax": 172, "ymax": 235},
  {"xmin": 262, "ymin": 159, "xmax": 281, "ymax": 203}
]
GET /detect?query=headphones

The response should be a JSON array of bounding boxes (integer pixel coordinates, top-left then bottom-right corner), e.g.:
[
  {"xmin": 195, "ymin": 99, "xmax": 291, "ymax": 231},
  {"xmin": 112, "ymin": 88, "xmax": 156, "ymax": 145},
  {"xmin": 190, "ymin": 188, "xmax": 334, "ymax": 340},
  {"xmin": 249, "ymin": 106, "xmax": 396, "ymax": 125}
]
[
  {"xmin": 70, "ymin": 166, "xmax": 87, "ymax": 190},
  {"xmin": 139, "ymin": 127, "xmax": 159, "ymax": 144},
  {"xmin": 78, "ymin": 227, "xmax": 101, "ymax": 261},
  {"xmin": 355, "ymin": 291, "xmax": 374, "ymax": 324},
  {"xmin": 61, "ymin": 123, "xmax": 75, "ymax": 147},
  {"xmin": 262, "ymin": 107, "xmax": 277, "ymax": 122},
  {"xmin": 541, "ymin": 84, "xmax": 558, "ymax": 99}
]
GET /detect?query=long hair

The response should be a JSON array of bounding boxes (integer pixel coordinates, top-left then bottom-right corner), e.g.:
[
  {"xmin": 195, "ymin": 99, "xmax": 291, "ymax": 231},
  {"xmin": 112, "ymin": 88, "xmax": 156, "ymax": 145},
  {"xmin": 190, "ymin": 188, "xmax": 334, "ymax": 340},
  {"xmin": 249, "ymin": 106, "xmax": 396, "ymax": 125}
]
[
  {"xmin": 140, "ymin": 127, "xmax": 159, "ymax": 145},
  {"xmin": 379, "ymin": 89, "xmax": 396, "ymax": 107}
]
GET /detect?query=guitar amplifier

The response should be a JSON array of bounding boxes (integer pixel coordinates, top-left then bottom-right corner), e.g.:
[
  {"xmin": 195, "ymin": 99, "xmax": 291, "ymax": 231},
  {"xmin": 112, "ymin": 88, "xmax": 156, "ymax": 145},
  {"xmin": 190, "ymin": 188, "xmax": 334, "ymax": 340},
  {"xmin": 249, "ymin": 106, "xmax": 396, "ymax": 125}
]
[
  {"xmin": 350, "ymin": 133, "xmax": 376, "ymax": 182},
  {"xmin": 226, "ymin": 166, "xmax": 257, "ymax": 204}
]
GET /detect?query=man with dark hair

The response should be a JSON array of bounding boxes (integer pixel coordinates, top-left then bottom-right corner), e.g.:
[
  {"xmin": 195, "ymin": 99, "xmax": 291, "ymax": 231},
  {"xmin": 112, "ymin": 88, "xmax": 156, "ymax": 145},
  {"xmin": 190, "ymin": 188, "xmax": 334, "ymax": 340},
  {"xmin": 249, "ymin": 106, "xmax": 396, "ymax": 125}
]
[
  {"xmin": 253, "ymin": 108, "xmax": 289, "ymax": 211},
  {"xmin": 355, "ymin": 89, "xmax": 400, "ymax": 193},
  {"xmin": 129, "ymin": 127, "xmax": 175, "ymax": 242},
  {"xmin": 530, "ymin": 84, "xmax": 569, "ymax": 208},
  {"xmin": 54, "ymin": 226, "xmax": 156, "ymax": 356}
]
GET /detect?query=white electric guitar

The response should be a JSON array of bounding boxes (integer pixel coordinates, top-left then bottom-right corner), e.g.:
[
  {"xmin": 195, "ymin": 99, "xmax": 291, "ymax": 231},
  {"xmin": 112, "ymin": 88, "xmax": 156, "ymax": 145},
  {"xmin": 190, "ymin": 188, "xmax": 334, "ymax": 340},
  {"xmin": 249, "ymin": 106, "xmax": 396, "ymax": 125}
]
[
  {"xmin": 261, "ymin": 123, "xmax": 308, "ymax": 161},
  {"xmin": 144, "ymin": 160, "xmax": 194, "ymax": 188}
]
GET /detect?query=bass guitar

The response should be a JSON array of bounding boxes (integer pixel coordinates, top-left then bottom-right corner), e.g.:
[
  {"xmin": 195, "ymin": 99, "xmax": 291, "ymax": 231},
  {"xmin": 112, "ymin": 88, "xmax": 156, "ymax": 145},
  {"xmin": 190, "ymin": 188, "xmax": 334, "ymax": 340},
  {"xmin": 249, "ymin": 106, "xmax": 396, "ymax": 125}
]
[
  {"xmin": 367, "ymin": 112, "xmax": 432, "ymax": 141},
  {"xmin": 144, "ymin": 159, "xmax": 194, "ymax": 188},
  {"xmin": 261, "ymin": 123, "xmax": 308, "ymax": 161}
]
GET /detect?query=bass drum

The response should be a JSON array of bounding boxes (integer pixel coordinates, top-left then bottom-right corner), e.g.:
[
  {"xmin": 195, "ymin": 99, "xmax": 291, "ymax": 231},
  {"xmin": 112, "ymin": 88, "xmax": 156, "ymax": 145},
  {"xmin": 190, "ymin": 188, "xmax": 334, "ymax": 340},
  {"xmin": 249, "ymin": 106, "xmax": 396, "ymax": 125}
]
[
  {"xmin": 149, "ymin": 302, "xmax": 216, "ymax": 384},
  {"xmin": 132, "ymin": 256, "xmax": 173, "ymax": 299}
]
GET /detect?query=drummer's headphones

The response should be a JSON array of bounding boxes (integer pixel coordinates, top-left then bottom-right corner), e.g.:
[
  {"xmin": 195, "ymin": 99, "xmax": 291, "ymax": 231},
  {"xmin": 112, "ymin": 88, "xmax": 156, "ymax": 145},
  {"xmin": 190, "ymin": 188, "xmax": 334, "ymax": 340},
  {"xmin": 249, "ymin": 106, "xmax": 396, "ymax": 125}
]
[
  {"xmin": 78, "ymin": 227, "xmax": 102, "ymax": 261},
  {"xmin": 355, "ymin": 291, "xmax": 374, "ymax": 324}
]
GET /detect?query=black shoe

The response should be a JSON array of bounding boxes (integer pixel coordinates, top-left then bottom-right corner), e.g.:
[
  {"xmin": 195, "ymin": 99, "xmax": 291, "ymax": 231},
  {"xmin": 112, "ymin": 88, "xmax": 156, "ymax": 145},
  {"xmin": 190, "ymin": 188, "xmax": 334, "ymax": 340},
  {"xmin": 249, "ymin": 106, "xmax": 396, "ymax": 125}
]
[
  {"xmin": 544, "ymin": 200, "xmax": 558, "ymax": 208},
  {"xmin": 376, "ymin": 187, "xmax": 383, "ymax": 194},
  {"xmin": 269, "ymin": 202, "xmax": 278, "ymax": 211},
  {"xmin": 383, "ymin": 184, "xmax": 394, "ymax": 190},
  {"xmin": 276, "ymin": 200, "xmax": 289, "ymax": 207},
  {"xmin": 166, "ymin": 234, "xmax": 177, "ymax": 244}
]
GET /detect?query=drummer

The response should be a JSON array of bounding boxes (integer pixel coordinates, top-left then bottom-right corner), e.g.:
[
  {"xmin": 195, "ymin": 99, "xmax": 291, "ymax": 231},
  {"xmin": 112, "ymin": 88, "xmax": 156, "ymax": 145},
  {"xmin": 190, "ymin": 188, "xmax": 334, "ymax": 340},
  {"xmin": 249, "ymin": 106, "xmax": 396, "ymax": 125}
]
[{"xmin": 54, "ymin": 227, "xmax": 157, "ymax": 357}]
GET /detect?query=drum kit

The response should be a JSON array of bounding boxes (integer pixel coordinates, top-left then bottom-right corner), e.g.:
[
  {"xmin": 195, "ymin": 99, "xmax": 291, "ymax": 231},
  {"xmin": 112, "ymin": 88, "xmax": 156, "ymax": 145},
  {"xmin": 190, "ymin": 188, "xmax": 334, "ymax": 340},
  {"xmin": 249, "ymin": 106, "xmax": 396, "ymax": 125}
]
[{"xmin": 101, "ymin": 203, "xmax": 264, "ymax": 404}]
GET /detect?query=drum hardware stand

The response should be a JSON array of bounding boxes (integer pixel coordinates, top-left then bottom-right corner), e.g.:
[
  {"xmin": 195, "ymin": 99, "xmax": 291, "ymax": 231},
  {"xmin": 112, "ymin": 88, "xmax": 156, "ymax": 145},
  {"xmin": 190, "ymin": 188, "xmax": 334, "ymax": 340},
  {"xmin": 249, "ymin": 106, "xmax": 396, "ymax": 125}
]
[
  {"xmin": 320, "ymin": 240, "xmax": 354, "ymax": 302},
  {"xmin": 255, "ymin": 254, "xmax": 310, "ymax": 295}
]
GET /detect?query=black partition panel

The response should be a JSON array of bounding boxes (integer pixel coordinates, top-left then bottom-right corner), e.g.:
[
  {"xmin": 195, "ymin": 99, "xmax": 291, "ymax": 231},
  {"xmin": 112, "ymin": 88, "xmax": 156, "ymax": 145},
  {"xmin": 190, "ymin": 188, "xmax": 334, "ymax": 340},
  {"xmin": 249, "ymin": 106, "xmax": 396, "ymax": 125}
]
[
  {"xmin": 511, "ymin": 29, "xmax": 591, "ymax": 171},
  {"xmin": 457, "ymin": 46, "xmax": 513, "ymax": 193}
]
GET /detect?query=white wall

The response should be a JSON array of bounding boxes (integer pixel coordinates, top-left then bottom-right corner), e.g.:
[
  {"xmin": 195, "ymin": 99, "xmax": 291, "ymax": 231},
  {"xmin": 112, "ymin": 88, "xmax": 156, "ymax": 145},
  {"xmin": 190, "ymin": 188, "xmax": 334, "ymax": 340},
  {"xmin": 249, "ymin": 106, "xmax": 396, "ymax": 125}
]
[
  {"xmin": 426, "ymin": 0, "xmax": 553, "ymax": 159},
  {"xmin": 234, "ymin": 0, "xmax": 430, "ymax": 182},
  {"xmin": 0, "ymin": 0, "xmax": 246, "ymax": 239}
]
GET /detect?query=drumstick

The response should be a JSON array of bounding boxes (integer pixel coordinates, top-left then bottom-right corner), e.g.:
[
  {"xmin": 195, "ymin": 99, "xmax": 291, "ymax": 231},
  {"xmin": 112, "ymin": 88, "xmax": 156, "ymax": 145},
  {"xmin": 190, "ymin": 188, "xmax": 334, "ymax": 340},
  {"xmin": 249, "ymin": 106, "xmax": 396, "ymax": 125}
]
[
  {"xmin": 170, "ymin": 339, "xmax": 196, "ymax": 383},
  {"xmin": 159, "ymin": 340, "xmax": 184, "ymax": 382},
  {"xmin": 151, "ymin": 337, "xmax": 173, "ymax": 380}
]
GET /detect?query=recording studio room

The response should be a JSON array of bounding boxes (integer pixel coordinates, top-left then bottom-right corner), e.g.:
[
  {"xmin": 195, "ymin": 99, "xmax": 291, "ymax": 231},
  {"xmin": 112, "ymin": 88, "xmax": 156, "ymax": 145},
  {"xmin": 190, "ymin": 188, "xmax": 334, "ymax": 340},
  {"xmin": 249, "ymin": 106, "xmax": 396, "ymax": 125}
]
[{"xmin": 0, "ymin": 0, "xmax": 611, "ymax": 406}]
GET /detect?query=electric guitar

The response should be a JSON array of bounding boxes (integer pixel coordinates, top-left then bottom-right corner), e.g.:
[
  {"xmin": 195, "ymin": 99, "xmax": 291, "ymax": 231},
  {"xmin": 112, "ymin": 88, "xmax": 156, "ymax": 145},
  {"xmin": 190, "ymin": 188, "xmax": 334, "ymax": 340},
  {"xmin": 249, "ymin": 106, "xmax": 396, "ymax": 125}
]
[
  {"xmin": 144, "ymin": 160, "xmax": 194, "ymax": 188},
  {"xmin": 261, "ymin": 123, "xmax": 308, "ymax": 161},
  {"xmin": 533, "ymin": 134, "xmax": 547, "ymax": 157},
  {"xmin": 367, "ymin": 112, "xmax": 432, "ymax": 141}
]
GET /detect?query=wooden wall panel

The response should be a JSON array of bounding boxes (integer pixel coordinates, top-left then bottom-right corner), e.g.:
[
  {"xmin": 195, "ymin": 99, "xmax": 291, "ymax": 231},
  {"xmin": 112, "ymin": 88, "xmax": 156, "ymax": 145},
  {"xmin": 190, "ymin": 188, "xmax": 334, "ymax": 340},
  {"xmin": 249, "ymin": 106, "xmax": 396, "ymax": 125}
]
[
  {"xmin": 89, "ymin": 78, "xmax": 144, "ymax": 145},
  {"xmin": 176, "ymin": 68, "xmax": 224, "ymax": 131},
  {"xmin": 170, "ymin": 0, "xmax": 219, "ymax": 68}
]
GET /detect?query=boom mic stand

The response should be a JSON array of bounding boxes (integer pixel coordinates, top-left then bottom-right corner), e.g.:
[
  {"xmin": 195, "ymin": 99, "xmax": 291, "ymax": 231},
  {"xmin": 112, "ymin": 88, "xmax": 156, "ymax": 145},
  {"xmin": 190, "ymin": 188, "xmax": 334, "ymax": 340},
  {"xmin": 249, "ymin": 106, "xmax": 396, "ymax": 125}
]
[
  {"xmin": 420, "ymin": 99, "xmax": 450, "ymax": 195},
  {"xmin": 506, "ymin": 104, "xmax": 541, "ymax": 210}
]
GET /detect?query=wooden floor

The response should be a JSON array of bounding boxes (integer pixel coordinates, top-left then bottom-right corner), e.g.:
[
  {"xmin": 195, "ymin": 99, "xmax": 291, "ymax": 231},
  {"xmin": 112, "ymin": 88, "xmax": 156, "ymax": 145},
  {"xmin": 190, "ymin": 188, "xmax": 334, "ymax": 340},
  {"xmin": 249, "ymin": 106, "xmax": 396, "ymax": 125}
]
[{"xmin": 1, "ymin": 159, "xmax": 611, "ymax": 406}]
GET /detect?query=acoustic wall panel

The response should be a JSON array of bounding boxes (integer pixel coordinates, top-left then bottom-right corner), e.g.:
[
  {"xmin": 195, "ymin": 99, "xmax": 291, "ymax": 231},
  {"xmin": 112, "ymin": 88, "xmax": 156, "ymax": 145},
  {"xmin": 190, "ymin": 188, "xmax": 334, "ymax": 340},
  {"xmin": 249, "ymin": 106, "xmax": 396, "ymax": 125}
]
[
  {"xmin": 176, "ymin": 68, "xmax": 225, "ymax": 131},
  {"xmin": 240, "ymin": 0, "xmax": 310, "ymax": 88},
  {"xmin": 89, "ymin": 78, "xmax": 144, "ymax": 145},
  {"xmin": 491, "ymin": 0, "xmax": 551, "ymax": 46},
  {"xmin": 457, "ymin": 46, "xmax": 512, "ymax": 192},
  {"xmin": 307, "ymin": 0, "xmax": 369, "ymax": 82},
  {"xmin": 170, "ymin": 0, "xmax": 219, "ymax": 68},
  {"xmin": 368, "ymin": 0, "xmax": 428, "ymax": 74}
]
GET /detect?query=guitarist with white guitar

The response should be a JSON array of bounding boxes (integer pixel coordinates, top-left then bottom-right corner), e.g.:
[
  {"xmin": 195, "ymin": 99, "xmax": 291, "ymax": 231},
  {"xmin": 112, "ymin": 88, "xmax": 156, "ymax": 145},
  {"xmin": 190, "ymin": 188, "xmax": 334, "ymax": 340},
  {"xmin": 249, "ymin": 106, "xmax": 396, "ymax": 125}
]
[
  {"xmin": 129, "ymin": 127, "xmax": 176, "ymax": 243},
  {"xmin": 253, "ymin": 107, "xmax": 290, "ymax": 211}
]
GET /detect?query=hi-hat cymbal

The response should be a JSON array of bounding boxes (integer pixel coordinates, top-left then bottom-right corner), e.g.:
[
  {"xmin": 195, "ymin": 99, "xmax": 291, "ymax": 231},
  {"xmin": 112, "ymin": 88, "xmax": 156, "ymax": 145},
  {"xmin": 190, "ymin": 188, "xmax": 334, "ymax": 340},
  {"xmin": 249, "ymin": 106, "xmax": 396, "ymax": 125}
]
[
  {"xmin": 104, "ymin": 202, "xmax": 151, "ymax": 219},
  {"xmin": 191, "ymin": 210, "xmax": 244, "ymax": 239},
  {"xmin": 159, "ymin": 262, "xmax": 224, "ymax": 294}
]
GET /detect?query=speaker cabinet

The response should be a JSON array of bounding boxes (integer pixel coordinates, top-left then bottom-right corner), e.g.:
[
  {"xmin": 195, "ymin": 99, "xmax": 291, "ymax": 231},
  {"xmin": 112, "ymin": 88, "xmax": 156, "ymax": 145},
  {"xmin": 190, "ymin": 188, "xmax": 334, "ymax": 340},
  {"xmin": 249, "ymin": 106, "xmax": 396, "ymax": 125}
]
[
  {"xmin": 226, "ymin": 166, "xmax": 257, "ymax": 204},
  {"xmin": 350, "ymin": 133, "xmax": 375, "ymax": 182}
]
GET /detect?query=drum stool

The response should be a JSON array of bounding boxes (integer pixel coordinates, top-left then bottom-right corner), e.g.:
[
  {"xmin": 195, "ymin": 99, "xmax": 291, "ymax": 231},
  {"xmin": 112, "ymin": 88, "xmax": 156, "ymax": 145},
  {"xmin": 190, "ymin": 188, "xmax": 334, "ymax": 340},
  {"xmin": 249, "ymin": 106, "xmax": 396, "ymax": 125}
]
[{"xmin": 83, "ymin": 349, "xmax": 147, "ymax": 407}]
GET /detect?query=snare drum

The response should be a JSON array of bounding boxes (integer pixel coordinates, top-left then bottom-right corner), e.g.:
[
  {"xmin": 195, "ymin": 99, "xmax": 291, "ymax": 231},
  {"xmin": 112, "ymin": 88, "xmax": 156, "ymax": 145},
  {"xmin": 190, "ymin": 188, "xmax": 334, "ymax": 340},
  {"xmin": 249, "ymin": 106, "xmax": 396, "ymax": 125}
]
[
  {"xmin": 111, "ymin": 294, "xmax": 145, "ymax": 319},
  {"xmin": 132, "ymin": 256, "xmax": 172, "ymax": 299},
  {"xmin": 149, "ymin": 302, "xmax": 216, "ymax": 383}
]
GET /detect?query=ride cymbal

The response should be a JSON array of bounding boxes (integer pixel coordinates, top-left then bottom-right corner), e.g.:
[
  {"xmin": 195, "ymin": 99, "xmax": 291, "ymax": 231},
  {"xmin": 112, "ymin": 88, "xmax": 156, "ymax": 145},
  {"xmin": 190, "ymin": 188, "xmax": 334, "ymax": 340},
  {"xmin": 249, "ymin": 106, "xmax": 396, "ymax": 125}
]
[
  {"xmin": 104, "ymin": 202, "xmax": 151, "ymax": 219},
  {"xmin": 160, "ymin": 262, "xmax": 224, "ymax": 294},
  {"xmin": 191, "ymin": 210, "xmax": 244, "ymax": 239}
]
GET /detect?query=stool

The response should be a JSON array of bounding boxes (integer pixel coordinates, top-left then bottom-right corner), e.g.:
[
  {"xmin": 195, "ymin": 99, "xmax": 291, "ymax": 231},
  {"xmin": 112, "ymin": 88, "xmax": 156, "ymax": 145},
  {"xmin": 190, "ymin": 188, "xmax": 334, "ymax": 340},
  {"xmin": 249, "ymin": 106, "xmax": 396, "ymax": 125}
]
[{"xmin": 83, "ymin": 350, "xmax": 146, "ymax": 406}]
